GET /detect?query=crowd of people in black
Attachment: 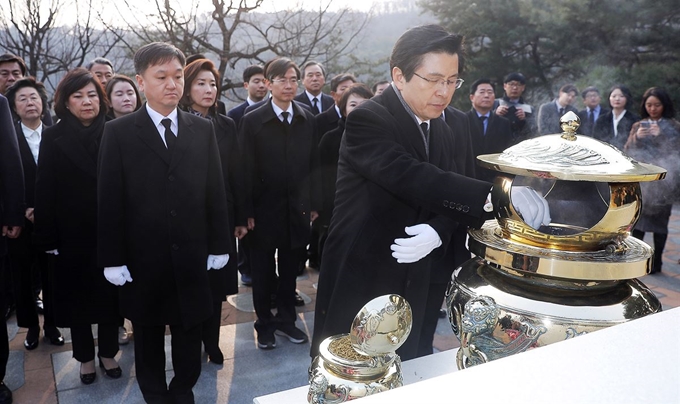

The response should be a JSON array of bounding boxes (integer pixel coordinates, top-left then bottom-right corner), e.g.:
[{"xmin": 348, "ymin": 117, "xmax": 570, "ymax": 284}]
[{"xmin": 0, "ymin": 25, "xmax": 678, "ymax": 403}]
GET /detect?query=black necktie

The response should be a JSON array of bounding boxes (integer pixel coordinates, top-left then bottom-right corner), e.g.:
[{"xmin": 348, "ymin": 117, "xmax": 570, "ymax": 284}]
[
  {"xmin": 588, "ymin": 109, "xmax": 595, "ymax": 125},
  {"xmin": 312, "ymin": 97, "xmax": 320, "ymax": 115},
  {"xmin": 420, "ymin": 122, "xmax": 429, "ymax": 139},
  {"xmin": 479, "ymin": 115, "xmax": 487, "ymax": 135},
  {"xmin": 281, "ymin": 111, "xmax": 290, "ymax": 126},
  {"xmin": 161, "ymin": 118, "xmax": 175, "ymax": 151},
  {"xmin": 559, "ymin": 107, "xmax": 565, "ymax": 116}
]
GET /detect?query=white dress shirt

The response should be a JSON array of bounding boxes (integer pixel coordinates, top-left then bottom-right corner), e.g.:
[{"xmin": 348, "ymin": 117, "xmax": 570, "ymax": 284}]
[
  {"xmin": 21, "ymin": 122, "xmax": 43, "ymax": 164},
  {"xmin": 146, "ymin": 104, "xmax": 178, "ymax": 147}
]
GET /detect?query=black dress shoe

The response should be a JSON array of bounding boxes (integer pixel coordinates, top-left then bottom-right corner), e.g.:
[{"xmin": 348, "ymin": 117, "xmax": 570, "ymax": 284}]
[
  {"xmin": 43, "ymin": 327, "xmax": 65, "ymax": 346},
  {"xmin": 207, "ymin": 348, "xmax": 224, "ymax": 364},
  {"xmin": 35, "ymin": 296, "xmax": 44, "ymax": 315},
  {"xmin": 24, "ymin": 327, "xmax": 40, "ymax": 350},
  {"xmin": 294, "ymin": 291, "xmax": 305, "ymax": 307},
  {"xmin": 0, "ymin": 381, "xmax": 12, "ymax": 404},
  {"xmin": 98, "ymin": 356, "xmax": 122, "ymax": 379}
]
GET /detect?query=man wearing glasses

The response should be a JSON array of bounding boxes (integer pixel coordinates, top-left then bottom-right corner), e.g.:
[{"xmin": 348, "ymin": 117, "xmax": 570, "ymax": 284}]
[
  {"xmin": 311, "ymin": 25, "xmax": 550, "ymax": 361},
  {"xmin": 239, "ymin": 57, "xmax": 320, "ymax": 350},
  {"xmin": 495, "ymin": 72, "xmax": 534, "ymax": 142}
]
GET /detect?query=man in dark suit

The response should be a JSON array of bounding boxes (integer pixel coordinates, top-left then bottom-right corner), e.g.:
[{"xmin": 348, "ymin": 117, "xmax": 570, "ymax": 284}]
[
  {"xmin": 0, "ymin": 93, "xmax": 25, "ymax": 404},
  {"xmin": 311, "ymin": 25, "xmax": 550, "ymax": 361},
  {"xmin": 494, "ymin": 72, "xmax": 533, "ymax": 142},
  {"xmin": 577, "ymin": 86, "xmax": 609, "ymax": 136},
  {"xmin": 537, "ymin": 83, "xmax": 579, "ymax": 135},
  {"xmin": 466, "ymin": 78, "xmax": 514, "ymax": 182},
  {"xmin": 227, "ymin": 65, "xmax": 267, "ymax": 128},
  {"xmin": 97, "ymin": 42, "xmax": 231, "ymax": 403},
  {"xmin": 239, "ymin": 57, "xmax": 321, "ymax": 350},
  {"xmin": 316, "ymin": 73, "xmax": 356, "ymax": 139},
  {"xmin": 0, "ymin": 54, "xmax": 53, "ymax": 127},
  {"xmin": 294, "ymin": 61, "xmax": 334, "ymax": 115}
]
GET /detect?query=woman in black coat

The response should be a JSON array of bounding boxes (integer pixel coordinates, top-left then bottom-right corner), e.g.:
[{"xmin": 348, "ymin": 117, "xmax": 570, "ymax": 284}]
[
  {"xmin": 33, "ymin": 68, "xmax": 120, "ymax": 384},
  {"xmin": 592, "ymin": 85, "xmax": 639, "ymax": 150},
  {"xmin": 180, "ymin": 59, "xmax": 245, "ymax": 364}
]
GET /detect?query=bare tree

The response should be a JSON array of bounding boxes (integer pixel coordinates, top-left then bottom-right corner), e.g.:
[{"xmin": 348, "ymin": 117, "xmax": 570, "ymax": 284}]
[
  {"xmin": 104, "ymin": 0, "xmax": 372, "ymax": 100},
  {"xmin": 0, "ymin": 0, "xmax": 125, "ymax": 92}
]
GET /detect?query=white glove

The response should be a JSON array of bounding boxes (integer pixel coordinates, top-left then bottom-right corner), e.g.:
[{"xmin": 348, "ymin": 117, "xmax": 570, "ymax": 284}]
[
  {"xmin": 46, "ymin": 249, "xmax": 59, "ymax": 255},
  {"xmin": 511, "ymin": 186, "xmax": 551, "ymax": 230},
  {"xmin": 390, "ymin": 224, "xmax": 442, "ymax": 264},
  {"xmin": 104, "ymin": 265, "xmax": 133, "ymax": 286},
  {"xmin": 207, "ymin": 254, "xmax": 229, "ymax": 270}
]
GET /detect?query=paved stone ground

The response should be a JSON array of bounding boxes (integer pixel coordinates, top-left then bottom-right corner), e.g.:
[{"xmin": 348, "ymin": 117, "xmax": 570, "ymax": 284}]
[{"xmin": 5, "ymin": 207, "xmax": 680, "ymax": 403}]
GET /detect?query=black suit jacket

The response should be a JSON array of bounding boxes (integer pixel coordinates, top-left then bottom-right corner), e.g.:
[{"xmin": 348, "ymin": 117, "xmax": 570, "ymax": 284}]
[
  {"xmin": 311, "ymin": 86, "xmax": 492, "ymax": 360},
  {"xmin": 537, "ymin": 101, "xmax": 578, "ymax": 136},
  {"xmin": 466, "ymin": 109, "xmax": 514, "ymax": 182},
  {"xmin": 315, "ymin": 105, "xmax": 341, "ymax": 141},
  {"xmin": 592, "ymin": 110, "xmax": 640, "ymax": 150},
  {"xmin": 294, "ymin": 92, "xmax": 334, "ymax": 115},
  {"xmin": 239, "ymin": 99, "xmax": 321, "ymax": 251},
  {"xmin": 97, "ymin": 106, "xmax": 231, "ymax": 328},
  {"xmin": 577, "ymin": 107, "xmax": 610, "ymax": 136},
  {"xmin": 0, "ymin": 95, "xmax": 25, "ymax": 257},
  {"xmin": 227, "ymin": 101, "xmax": 249, "ymax": 128}
]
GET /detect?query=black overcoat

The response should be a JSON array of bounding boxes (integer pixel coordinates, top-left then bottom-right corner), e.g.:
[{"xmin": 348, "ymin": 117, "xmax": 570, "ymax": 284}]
[
  {"xmin": 466, "ymin": 109, "xmax": 514, "ymax": 182},
  {"xmin": 33, "ymin": 116, "xmax": 118, "ymax": 327},
  {"xmin": 239, "ymin": 99, "xmax": 321, "ymax": 251},
  {"xmin": 0, "ymin": 95, "xmax": 24, "ymax": 257},
  {"xmin": 592, "ymin": 110, "xmax": 639, "ymax": 150},
  {"xmin": 97, "ymin": 106, "xmax": 231, "ymax": 329},
  {"xmin": 311, "ymin": 86, "xmax": 492, "ymax": 360}
]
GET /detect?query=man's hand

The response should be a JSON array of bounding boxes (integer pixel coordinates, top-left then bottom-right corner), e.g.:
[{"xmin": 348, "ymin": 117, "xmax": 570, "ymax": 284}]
[
  {"xmin": 390, "ymin": 224, "xmax": 442, "ymax": 264},
  {"xmin": 511, "ymin": 186, "xmax": 551, "ymax": 230},
  {"xmin": 515, "ymin": 108, "xmax": 526, "ymax": 120},
  {"xmin": 310, "ymin": 211, "xmax": 319, "ymax": 222},
  {"xmin": 207, "ymin": 254, "xmax": 229, "ymax": 270},
  {"xmin": 104, "ymin": 265, "xmax": 133, "ymax": 286},
  {"xmin": 247, "ymin": 218, "xmax": 255, "ymax": 230},
  {"xmin": 234, "ymin": 226, "xmax": 248, "ymax": 239},
  {"xmin": 496, "ymin": 105, "xmax": 508, "ymax": 116},
  {"xmin": 25, "ymin": 208, "xmax": 34, "ymax": 223},
  {"xmin": 2, "ymin": 225, "xmax": 21, "ymax": 238},
  {"xmin": 46, "ymin": 249, "xmax": 59, "ymax": 255}
]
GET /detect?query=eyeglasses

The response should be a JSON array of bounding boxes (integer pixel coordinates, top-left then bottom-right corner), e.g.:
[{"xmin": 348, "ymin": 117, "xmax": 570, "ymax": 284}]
[
  {"xmin": 505, "ymin": 81, "xmax": 524, "ymax": 88},
  {"xmin": 271, "ymin": 78, "xmax": 299, "ymax": 86},
  {"xmin": 413, "ymin": 72, "xmax": 464, "ymax": 90}
]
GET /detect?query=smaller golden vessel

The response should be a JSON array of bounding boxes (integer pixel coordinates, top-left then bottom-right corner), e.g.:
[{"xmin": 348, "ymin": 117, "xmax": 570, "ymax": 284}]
[{"xmin": 308, "ymin": 294, "xmax": 412, "ymax": 403}]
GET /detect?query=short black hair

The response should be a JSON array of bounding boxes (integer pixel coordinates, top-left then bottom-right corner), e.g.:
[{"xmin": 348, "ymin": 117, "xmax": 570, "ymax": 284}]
[
  {"xmin": 503, "ymin": 72, "xmax": 526, "ymax": 84},
  {"xmin": 0, "ymin": 53, "xmax": 27, "ymax": 76},
  {"xmin": 469, "ymin": 78, "xmax": 495, "ymax": 95},
  {"xmin": 330, "ymin": 73, "xmax": 357, "ymax": 92},
  {"xmin": 640, "ymin": 87, "xmax": 675, "ymax": 119},
  {"xmin": 53, "ymin": 67, "xmax": 108, "ymax": 120},
  {"xmin": 5, "ymin": 76, "xmax": 48, "ymax": 116},
  {"xmin": 371, "ymin": 80, "xmax": 389, "ymax": 93},
  {"xmin": 243, "ymin": 65, "xmax": 264, "ymax": 83},
  {"xmin": 134, "ymin": 42, "xmax": 186, "ymax": 75},
  {"xmin": 185, "ymin": 54, "xmax": 207, "ymax": 65},
  {"xmin": 263, "ymin": 57, "xmax": 300, "ymax": 81},
  {"xmin": 581, "ymin": 86, "xmax": 600, "ymax": 99},
  {"xmin": 86, "ymin": 57, "xmax": 114, "ymax": 72},
  {"xmin": 390, "ymin": 25, "xmax": 465, "ymax": 81},
  {"xmin": 559, "ymin": 84, "xmax": 578, "ymax": 95}
]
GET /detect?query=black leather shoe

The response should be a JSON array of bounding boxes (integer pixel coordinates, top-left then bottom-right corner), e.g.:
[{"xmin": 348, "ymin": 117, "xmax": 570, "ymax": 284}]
[
  {"xmin": 294, "ymin": 291, "xmax": 305, "ymax": 307},
  {"xmin": 35, "ymin": 296, "xmax": 44, "ymax": 315},
  {"xmin": 43, "ymin": 327, "xmax": 65, "ymax": 346},
  {"xmin": 0, "ymin": 381, "xmax": 12, "ymax": 404},
  {"xmin": 80, "ymin": 363, "xmax": 97, "ymax": 385},
  {"xmin": 207, "ymin": 348, "xmax": 224, "ymax": 364},
  {"xmin": 98, "ymin": 356, "xmax": 122, "ymax": 379},
  {"xmin": 24, "ymin": 327, "xmax": 39, "ymax": 350}
]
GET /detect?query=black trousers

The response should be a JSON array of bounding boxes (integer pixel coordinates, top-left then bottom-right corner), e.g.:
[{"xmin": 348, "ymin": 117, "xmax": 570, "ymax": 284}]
[
  {"xmin": 71, "ymin": 323, "xmax": 118, "ymax": 362},
  {"xmin": 251, "ymin": 246, "xmax": 304, "ymax": 334},
  {"xmin": 8, "ymin": 248, "xmax": 55, "ymax": 329},
  {"xmin": 201, "ymin": 301, "xmax": 222, "ymax": 353},
  {"xmin": 236, "ymin": 234, "xmax": 251, "ymax": 277},
  {"xmin": 632, "ymin": 230, "xmax": 667, "ymax": 272},
  {"xmin": 133, "ymin": 322, "xmax": 202, "ymax": 404},
  {"xmin": 0, "ymin": 256, "xmax": 8, "ymax": 381}
]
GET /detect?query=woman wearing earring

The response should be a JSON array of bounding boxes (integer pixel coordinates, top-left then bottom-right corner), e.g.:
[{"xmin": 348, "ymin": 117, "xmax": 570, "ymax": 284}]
[
  {"xmin": 180, "ymin": 58, "xmax": 247, "ymax": 363},
  {"xmin": 33, "ymin": 68, "xmax": 121, "ymax": 384}
]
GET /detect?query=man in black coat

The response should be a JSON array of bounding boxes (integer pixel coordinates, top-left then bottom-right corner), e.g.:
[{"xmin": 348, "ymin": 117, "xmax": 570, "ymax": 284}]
[
  {"xmin": 577, "ymin": 86, "xmax": 609, "ymax": 136},
  {"xmin": 537, "ymin": 83, "xmax": 579, "ymax": 136},
  {"xmin": 311, "ymin": 26, "xmax": 551, "ymax": 361},
  {"xmin": 227, "ymin": 65, "xmax": 267, "ymax": 128},
  {"xmin": 294, "ymin": 61, "xmax": 334, "ymax": 115},
  {"xmin": 466, "ymin": 78, "xmax": 514, "ymax": 182},
  {"xmin": 0, "ymin": 93, "xmax": 25, "ymax": 404},
  {"xmin": 97, "ymin": 43, "xmax": 231, "ymax": 403},
  {"xmin": 315, "ymin": 73, "xmax": 356, "ymax": 139},
  {"xmin": 239, "ymin": 57, "xmax": 321, "ymax": 350},
  {"xmin": 494, "ymin": 72, "xmax": 533, "ymax": 142}
]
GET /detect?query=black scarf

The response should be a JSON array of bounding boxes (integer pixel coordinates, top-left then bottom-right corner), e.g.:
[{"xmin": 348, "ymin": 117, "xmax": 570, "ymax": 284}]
[{"xmin": 61, "ymin": 111, "xmax": 106, "ymax": 162}]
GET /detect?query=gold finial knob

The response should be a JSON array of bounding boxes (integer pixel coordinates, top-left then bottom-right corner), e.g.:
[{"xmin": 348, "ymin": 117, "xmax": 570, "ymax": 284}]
[{"xmin": 560, "ymin": 111, "xmax": 580, "ymax": 140}]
